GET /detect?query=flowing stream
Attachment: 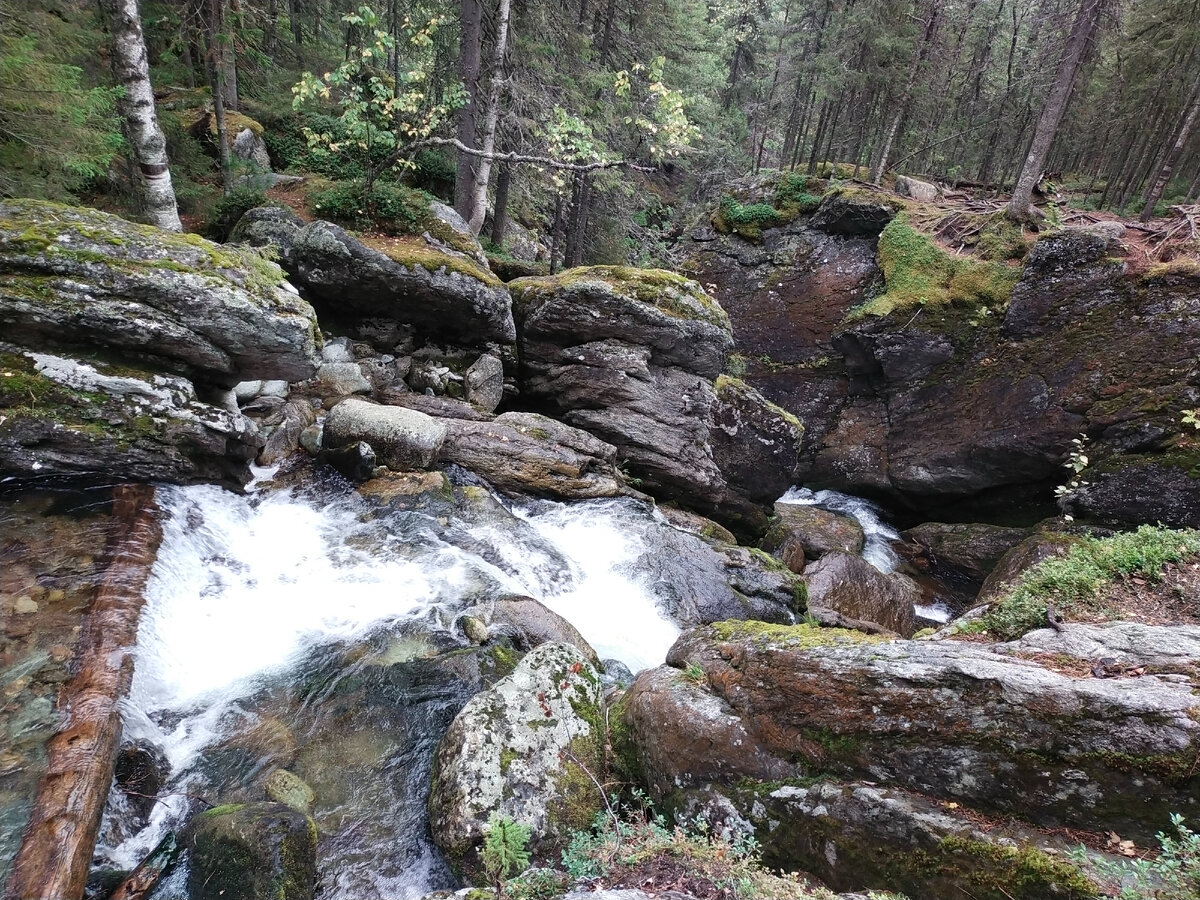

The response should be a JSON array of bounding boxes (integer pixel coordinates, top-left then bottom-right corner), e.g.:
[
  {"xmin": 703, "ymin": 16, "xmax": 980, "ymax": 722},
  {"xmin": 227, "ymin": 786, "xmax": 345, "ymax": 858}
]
[
  {"xmin": 96, "ymin": 476, "xmax": 684, "ymax": 898},
  {"xmin": 88, "ymin": 476, "xmax": 927, "ymax": 898}
]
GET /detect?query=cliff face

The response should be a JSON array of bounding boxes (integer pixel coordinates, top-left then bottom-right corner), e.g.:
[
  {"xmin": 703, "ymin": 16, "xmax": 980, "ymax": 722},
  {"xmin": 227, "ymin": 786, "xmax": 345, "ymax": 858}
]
[{"xmin": 683, "ymin": 195, "xmax": 1200, "ymax": 527}]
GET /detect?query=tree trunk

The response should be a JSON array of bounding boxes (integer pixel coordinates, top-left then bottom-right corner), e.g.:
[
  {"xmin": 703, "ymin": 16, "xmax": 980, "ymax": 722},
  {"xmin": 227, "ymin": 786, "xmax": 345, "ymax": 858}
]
[
  {"xmin": 290, "ymin": 0, "xmax": 304, "ymax": 62},
  {"xmin": 490, "ymin": 162, "xmax": 511, "ymax": 248},
  {"xmin": 264, "ymin": 0, "xmax": 278, "ymax": 52},
  {"xmin": 466, "ymin": 0, "xmax": 512, "ymax": 235},
  {"xmin": 549, "ymin": 192, "xmax": 564, "ymax": 274},
  {"xmin": 870, "ymin": 1, "xmax": 940, "ymax": 185},
  {"xmin": 1007, "ymin": 0, "xmax": 1102, "ymax": 221},
  {"xmin": 454, "ymin": 0, "xmax": 483, "ymax": 218},
  {"xmin": 3, "ymin": 485, "xmax": 162, "ymax": 900},
  {"xmin": 598, "ymin": 0, "xmax": 618, "ymax": 65},
  {"xmin": 1140, "ymin": 69, "xmax": 1200, "ymax": 221},
  {"xmin": 97, "ymin": 0, "xmax": 182, "ymax": 231},
  {"xmin": 571, "ymin": 173, "xmax": 592, "ymax": 267},
  {"xmin": 207, "ymin": 0, "xmax": 234, "ymax": 194}
]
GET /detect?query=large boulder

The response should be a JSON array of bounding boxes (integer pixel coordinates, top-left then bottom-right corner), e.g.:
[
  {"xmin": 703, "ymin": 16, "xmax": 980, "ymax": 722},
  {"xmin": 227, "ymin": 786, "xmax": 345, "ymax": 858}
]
[
  {"xmin": 763, "ymin": 502, "xmax": 865, "ymax": 560},
  {"xmin": 903, "ymin": 521, "xmax": 1034, "ymax": 584},
  {"xmin": 465, "ymin": 595, "xmax": 600, "ymax": 665},
  {"xmin": 323, "ymin": 397, "xmax": 447, "ymax": 470},
  {"xmin": 428, "ymin": 642, "xmax": 606, "ymax": 865},
  {"xmin": 0, "ymin": 199, "xmax": 321, "ymax": 387},
  {"xmin": 186, "ymin": 802, "xmax": 317, "ymax": 900},
  {"xmin": 440, "ymin": 412, "xmax": 630, "ymax": 499},
  {"xmin": 0, "ymin": 345, "xmax": 263, "ymax": 488},
  {"xmin": 285, "ymin": 220, "xmax": 515, "ymax": 348},
  {"xmin": 512, "ymin": 267, "xmax": 801, "ymax": 535},
  {"xmin": 803, "ymin": 551, "xmax": 918, "ymax": 636},
  {"xmin": 661, "ymin": 622, "xmax": 1200, "ymax": 842}
]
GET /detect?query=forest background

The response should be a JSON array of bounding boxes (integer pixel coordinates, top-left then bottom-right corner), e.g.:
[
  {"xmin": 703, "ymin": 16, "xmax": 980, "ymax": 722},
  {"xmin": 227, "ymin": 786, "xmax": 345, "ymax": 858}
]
[{"xmin": 4, "ymin": 0, "xmax": 1200, "ymax": 266}]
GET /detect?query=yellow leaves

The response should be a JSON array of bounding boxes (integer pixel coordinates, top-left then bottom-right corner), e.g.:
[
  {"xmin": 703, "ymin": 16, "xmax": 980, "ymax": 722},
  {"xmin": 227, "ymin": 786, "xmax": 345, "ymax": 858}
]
[{"xmin": 1105, "ymin": 832, "xmax": 1139, "ymax": 857}]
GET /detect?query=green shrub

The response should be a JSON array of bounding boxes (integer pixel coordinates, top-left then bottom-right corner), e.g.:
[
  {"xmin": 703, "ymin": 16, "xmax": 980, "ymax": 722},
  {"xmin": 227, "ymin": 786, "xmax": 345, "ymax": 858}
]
[
  {"xmin": 1071, "ymin": 813, "xmax": 1199, "ymax": 899},
  {"xmin": 205, "ymin": 187, "xmax": 270, "ymax": 241},
  {"xmin": 308, "ymin": 180, "xmax": 430, "ymax": 235},
  {"xmin": 975, "ymin": 525, "xmax": 1200, "ymax": 640},
  {"xmin": 483, "ymin": 813, "xmax": 532, "ymax": 898}
]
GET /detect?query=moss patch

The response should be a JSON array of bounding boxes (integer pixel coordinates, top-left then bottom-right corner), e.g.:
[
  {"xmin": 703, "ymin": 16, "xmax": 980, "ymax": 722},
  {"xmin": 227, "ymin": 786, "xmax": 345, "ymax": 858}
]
[
  {"xmin": 510, "ymin": 266, "xmax": 728, "ymax": 329},
  {"xmin": 359, "ymin": 235, "xmax": 500, "ymax": 286},
  {"xmin": 936, "ymin": 836, "xmax": 1098, "ymax": 899},
  {"xmin": 706, "ymin": 620, "xmax": 890, "ymax": 649},
  {"xmin": 850, "ymin": 214, "xmax": 1019, "ymax": 320}
]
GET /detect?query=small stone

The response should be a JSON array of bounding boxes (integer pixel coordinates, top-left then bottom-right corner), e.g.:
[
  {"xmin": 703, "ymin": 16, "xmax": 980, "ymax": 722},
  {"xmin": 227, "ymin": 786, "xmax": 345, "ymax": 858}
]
[
  {"xmin": 13, "ymin": 597, "xmax": 37, "ymax": 614},
  {"xmin": 265, "ymin": 769, "xmax": 316, "ymax": 814},
  {"xmin": 299, "ymin": 423, "xmax": 323, "ymax": 455},
  {"xmin": 458, "ymin": 615, "xmax": 489, "ymax": 645},
  {"xmin": 464, "ymin": 353, "xmax": 505, "ymax": 412}
]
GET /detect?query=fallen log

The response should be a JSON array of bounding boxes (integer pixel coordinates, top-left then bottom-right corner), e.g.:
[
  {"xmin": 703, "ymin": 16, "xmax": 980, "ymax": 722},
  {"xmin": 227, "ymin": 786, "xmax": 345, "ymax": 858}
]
[{"xmin": 4, "ymin": 484, "xmax": 162, "ymax": 900}]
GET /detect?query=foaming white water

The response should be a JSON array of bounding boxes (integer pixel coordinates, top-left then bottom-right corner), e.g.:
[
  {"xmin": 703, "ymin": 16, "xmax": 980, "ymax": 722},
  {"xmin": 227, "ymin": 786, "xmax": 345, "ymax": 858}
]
[
  {"xmin": 779, "ymin": 487, "xmax": 902, "ymax": 572},
  {"xmin": 130, "ymin": 485, "xmax": 455, "ymax": 714},
  {"xmin": 512, "ymin": 500, "xmax": 680, "ymax": 672}
]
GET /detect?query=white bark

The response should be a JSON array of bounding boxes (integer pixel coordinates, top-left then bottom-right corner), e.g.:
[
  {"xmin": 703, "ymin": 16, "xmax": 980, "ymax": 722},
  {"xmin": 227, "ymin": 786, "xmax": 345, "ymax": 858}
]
[
  {"xmin": 99, "ymin": 0, "xmax": 183, "ymax": 232},
  {"xmin": 466, "ymin": 0, "xmax": 512, "ymax": 236}
]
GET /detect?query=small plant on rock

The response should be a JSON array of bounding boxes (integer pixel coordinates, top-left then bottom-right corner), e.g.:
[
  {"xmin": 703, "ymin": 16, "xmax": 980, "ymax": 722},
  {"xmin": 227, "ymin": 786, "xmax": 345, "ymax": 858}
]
[
  {"xmin": 482, "ymin": 813, "xmax": 532, "ymax": 899},
  {"xmin": 1071, "ymin": 813, "xmax": 1199, "ymax": 899}
]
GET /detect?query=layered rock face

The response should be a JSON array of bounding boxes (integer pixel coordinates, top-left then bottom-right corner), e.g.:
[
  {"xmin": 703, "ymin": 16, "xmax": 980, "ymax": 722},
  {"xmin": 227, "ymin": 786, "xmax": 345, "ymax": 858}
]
[
  {"xmin": 511, "ymin": 267, "xmax": 803, "ymax": 535},
  {"xmin": 625, "ymin": 622, "xmax": 1200, "ymax": 843},
  {"xmin": 0, "ymin": 200, "xmax": 321, "ymax": 487},
  {"xmin": 685, "ymin": 194, "xmax": 1200, "ymax": 527}
]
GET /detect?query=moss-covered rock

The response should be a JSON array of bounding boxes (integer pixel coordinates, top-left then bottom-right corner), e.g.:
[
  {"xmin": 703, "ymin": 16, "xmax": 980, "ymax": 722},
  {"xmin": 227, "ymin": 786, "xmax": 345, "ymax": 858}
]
[
  {"xmin": 0, "ymin": 345, "xmax": 263, "ymax": 488},
  {"xmin": 0, "ymin": 198, "xmax": 320, "ymax": 387},
  {"xmin": 186, "ymin": 801, "xmax": 317, "ymax": 900},
  {"xmin": 428, "ymin": 643, "xmax": 606, "ymax": 869}
]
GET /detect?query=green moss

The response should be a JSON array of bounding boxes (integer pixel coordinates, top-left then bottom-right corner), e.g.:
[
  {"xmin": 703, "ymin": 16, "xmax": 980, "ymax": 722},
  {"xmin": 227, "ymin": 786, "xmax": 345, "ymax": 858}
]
[
  {"xmin": 499, "ymin": 748, "xmax": 518, "ymax": 775},
  {"xmin": 197, "ymin": 802, "xmax": 247, "ymax": 819},
  {"xmin": 937, "ymin": 837, "xmax": 1098, "ymax": 898},
  {"xmin": 2, "ymin": 198, "xmax": 290, "ymax": 302},
  {"xmin": 850, "ymin": 214, "xmax": 1018, "ymax": 320},
  {"xmin": 714, "ymin": 374, "xmax": 804, "ymax": 432},
  {"xmin": 510, "ymin": 266, "xmax": 729, "ymax": 329},
  {"xmin": 1143, "ymin": 257, "xmax": 1200, "ymax": 281},
  {"xmin": 707, "ymin": 620, "xmax": 890, "ymax": 649},
  {"xmin": 548, "ymin": 732, "xmax": 605, "ymax": 835},
  {"xmin": 378, "ymin": 242, "xmax": 501, "ymax": 286},
  {"xmin": 977, "ymin": 525, "xmax": 1200, "ymax": 640}
]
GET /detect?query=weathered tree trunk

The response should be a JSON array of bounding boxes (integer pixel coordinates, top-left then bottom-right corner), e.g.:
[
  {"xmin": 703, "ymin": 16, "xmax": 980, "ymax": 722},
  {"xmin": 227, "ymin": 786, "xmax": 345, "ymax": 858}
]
[
  {"xmin": 454, "ymin": 0, "xmax": 483, "ymax": 219},
  {"xmin": 1007, "ymin": 0, "xmax": 1102, "ymax": 221},
  {"xmin": 570, "ymin": 173, "xmax": 592, "ymax": 267},
  {"xmin": 1140, "ymin": 69, "xmax": 1200, "ymax": 221},
  {"xmin": 490, "ymin": 162, "xmax": 511, "ymax": 249},
  {"xmin": 264, "ymin": 0, "xmax": 278, "ymax": 52},
  {"xmin": 549, "ymin": 192, "xmax": 564, "ymax": 274},
  {"xmin": 466, "ymin": 0, "xmax": 513, "ymax": 235},
  {"xmin": 870, "ymin": 1, "xmax": 940, "ymax": 185},
  {"xmin": 97, "ymin": 0, "xmax": 182, "ymax": 231},
  {"xmin": 3, "ymin": 485, "xmax": 162, "ymax": 900},
  {"xmin": 290, "ymin": 0, "xmax": 304, "ymax": 61},
  {"xmin": 107, "ymin": 833, "xmax": 180, "ymax": 900}
]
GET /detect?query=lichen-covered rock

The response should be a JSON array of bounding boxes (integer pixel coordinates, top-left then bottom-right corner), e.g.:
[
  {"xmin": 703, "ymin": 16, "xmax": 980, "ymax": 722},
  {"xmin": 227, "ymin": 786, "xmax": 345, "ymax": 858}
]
[
  {"xmin": 287, "ymin": 220, "xmax": 515, "ymax": 347},
  {"xmin": 0, "ymin": 199, "xmax": 320, "ymax": 387},
  {"xmin": 804, "ymin": 551, "xmax": 917, "ymax": 636},
  {"xmin": 323, "ymin": 397, "xmax": 447, "ymax": 470},
  {"xmin": 440, "ymin": 412, "xmax": 629, "ymax": 499},
  {"xmin": 464, "ymin": 352, "xmax": 505, "ymax": 412},
  {"xmin": 763, "ymin": 502, "xmax": 865, "ymax": 560},
  {"xmin": 186, "ymin": 801, "xmax": 317, "ymax": 900},
  {"xmin": 512, "ymin": 266, "xmax": 732, "ymax": 377},
  {"xmin": 893, "ymin": 175, "xmax": 939, "ymax": 202},
  {"xmin": 229, "ymin": 206, "xmax": 304, "ymax": 266},
  {"xmin": 0, "ymin": 346, "xmax": 264, "ymax": 488},
  {"xmin": 664, "ymin": 622, "xmax": 1200, "ymax": 842},
  {"xmin": 428, "ymin": 642, "xmax": 605, "ymax": 863},
  {"xmin": 975, "ymin": 529, "xmax": 1081, "ymax": 605}
]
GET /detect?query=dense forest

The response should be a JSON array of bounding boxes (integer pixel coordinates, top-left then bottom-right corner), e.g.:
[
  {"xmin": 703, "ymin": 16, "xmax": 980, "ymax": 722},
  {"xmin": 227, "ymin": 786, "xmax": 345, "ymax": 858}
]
[{"xmin": 4, "ymin": 0, "xmax": 1200, "ymax": 262}]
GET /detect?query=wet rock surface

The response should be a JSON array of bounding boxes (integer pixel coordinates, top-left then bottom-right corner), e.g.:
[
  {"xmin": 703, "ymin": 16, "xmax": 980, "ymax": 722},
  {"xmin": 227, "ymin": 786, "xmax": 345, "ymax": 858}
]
[{"xmin": 185, "ymin": 801, "xmax": 318, "ymax": 900}]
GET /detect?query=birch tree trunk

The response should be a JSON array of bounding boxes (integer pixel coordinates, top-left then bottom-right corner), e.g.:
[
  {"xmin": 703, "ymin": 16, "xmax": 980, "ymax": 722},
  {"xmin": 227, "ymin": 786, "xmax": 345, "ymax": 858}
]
[
  {"xmin": 466, "ymin": 0, "xmax": 512, "ymax": 235},
  {"xmin": 98, "ymin": 0, "xmax": 182, "ymax": 232},
  {"xmin": 1006, "ymin": 0, "xmax": 1102, "ymax": 221}
]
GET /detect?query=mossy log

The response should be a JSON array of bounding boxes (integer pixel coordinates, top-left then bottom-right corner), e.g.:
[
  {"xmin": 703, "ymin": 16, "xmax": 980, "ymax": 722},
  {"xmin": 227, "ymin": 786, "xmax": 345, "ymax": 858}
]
[{"xmin": 3, "ymin": 484, "xmax": 162, "ymax": 900}]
